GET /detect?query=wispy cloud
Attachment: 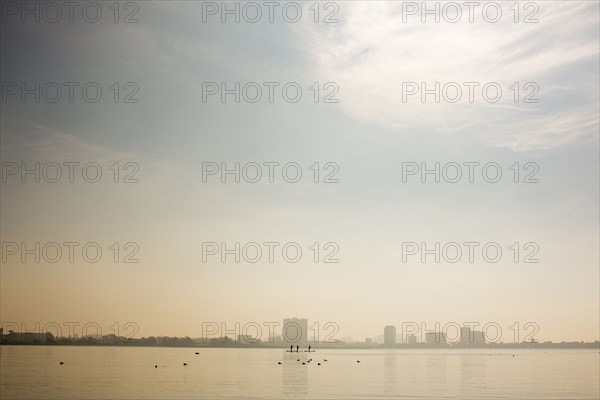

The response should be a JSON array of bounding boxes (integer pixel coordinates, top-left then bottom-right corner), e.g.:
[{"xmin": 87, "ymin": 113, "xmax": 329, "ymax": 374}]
[{"xmin": 293, "ymin": 1, "xmax": 599, "ymax": 151}]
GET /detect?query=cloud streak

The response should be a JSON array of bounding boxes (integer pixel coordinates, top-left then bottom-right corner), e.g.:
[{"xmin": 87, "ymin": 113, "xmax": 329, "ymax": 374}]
[{"xmin": 293, "ymin": 1, "xmax": 599, "ymax": 151}]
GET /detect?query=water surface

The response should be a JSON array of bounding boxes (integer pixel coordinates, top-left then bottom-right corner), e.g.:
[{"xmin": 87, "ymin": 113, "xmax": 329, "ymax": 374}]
[{"xmin": 1, "ymin": 346, "xmax": 598, "ymax": 399}]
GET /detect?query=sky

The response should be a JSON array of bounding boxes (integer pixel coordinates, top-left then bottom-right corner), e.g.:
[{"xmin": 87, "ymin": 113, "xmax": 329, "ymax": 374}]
[{"xmin": 1, "ymin": 0, "xmax": 599, "ymax": 343}]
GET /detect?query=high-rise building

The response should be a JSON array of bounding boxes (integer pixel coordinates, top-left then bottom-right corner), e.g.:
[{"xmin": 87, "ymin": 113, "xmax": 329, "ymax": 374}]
[
  {"xmin": 384, "ymin": 325, "xmax": 397, "ymax": 347},
  {"xmin": 282, "ymin": 318, "xmax": 308, "ymax": 347},
  {"xmin": 425, "ymin": 331, "xmax": 446, "ymax": 346}
]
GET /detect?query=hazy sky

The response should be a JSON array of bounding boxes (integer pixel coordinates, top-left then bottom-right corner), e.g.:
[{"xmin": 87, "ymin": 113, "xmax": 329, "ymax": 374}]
[{"xmin": 1, "ymin": 1, "xmax": 598, "ymax": 343}]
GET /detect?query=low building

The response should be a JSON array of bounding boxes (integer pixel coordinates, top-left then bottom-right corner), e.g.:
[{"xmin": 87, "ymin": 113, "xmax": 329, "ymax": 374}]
[{"xmin": 425, "ymin": 332, "xmax": 446, "ymax": 346}]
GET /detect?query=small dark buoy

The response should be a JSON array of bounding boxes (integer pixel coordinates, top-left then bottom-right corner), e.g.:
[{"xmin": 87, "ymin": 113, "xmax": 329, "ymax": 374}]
[
  {"xmin": 59, "ymin": 362, "xmax": 64, "ymax": 365},
  {"xmin": 302, "ymin": 362, "xmax": 305, "ymax": 365},
  {"xmin": 297, "ymin": 359, "xmax": 300, "ymax": 361},
  {"xmin": 512, "ymin": 355, "xmax": 515, "ymax": 357},
  {"xmin": 278, "ymin": 362, "xmax": 282, "ymax": 365},
  {"xmin": 183, "ymin": 363, "xmax": 188, "ymax": 366},
  {"xmin": 154, "ymin": 365, "xmax": 158, "ymax": 368},
  {"xmin": 356, "ymin": 360, "xmax": 360, "ymax": 363},
  {"xmin": 324, "ymin": 359, "xmax": 328, "ymax": 362},
  {"xmin": 195, "ymin": 352, "xmax": 199, "ymax": 355},
  {"xmin": 317, "ymin": 363, "xmax": 321, "ymax": 366}
]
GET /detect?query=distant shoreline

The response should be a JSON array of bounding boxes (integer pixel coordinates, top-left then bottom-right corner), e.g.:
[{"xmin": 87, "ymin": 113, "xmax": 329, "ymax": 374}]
[
  {"xmin": 2, "ymin": 330, "xmax": 598, "ymax": 349},
  {"xmin": 1, "ymin": 342, "xmax": 598, "ymax": 350}
]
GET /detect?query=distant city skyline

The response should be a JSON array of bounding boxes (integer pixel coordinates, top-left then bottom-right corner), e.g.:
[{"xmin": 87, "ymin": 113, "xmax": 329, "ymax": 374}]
[
  {"xmin": 2, "ymin": 325, "xmax": 597, "ymax": 349},
  {"xmin": 1, "ymin": 318, "xmax": 597, "ymax": 346}
]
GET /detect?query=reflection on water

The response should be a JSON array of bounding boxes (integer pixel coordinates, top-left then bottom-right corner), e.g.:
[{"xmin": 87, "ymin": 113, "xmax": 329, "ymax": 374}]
[
  {"xmin": 460, "ymin": 352, "xmax": 487, "ymax": 393},
  {"xmin": 383, "ymin": 352, "xmax": 396, "ymax": 395},
  {"xmin": 281, "ymin": 352, "xmax": 307, "ymax": 396},
  {"xmin": 427, "ymin": 353, "xmax": 448, "ymax": 395},
  {"xmin": 1, "ymin": 346, "xmax": 598, "ymax": 399}
]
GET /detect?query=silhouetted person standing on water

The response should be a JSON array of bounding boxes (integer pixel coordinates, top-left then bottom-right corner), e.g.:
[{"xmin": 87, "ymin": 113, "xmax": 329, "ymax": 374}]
[
  {"xmin": 308, "ymin": 345, "xmax": 311, "ymax": 352},
  {"xmin": 296, "ymin": 345, "xmax": 299, "ymax": 353},
  {"xmin": 290, "ymin": 345, "xmax": 293, "ymax": 352}
]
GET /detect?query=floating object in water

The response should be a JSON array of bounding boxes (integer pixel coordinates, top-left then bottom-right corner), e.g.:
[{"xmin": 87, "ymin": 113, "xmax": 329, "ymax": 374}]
[
  {"xmin": 154, "ymin": 365, "xmax": 157, "ymax": 368},
  {"xmin": 183, "ymin": 363, "xmax": 188, "ymax": 366},
  {"xmin": 278, "ymin": 362, "xmax": 282, "ymax": 365},
  {"xmin": 59, "ymin": 362, "xmax": 64, "ymax": 365},
  {"xmin": 317, "ymin": 363, "xmax": 321, "ymax": 366},
  {"xmin": 324, "ymin": 359, "xmax": 328, "ymax": 362},
  {"xmin": 195, "ymin": 352, "xmax": 199, "ymax": 355},
  {"xmin": 356, "ymin": 360, "xmax": 360, "ymax": 363},
  {"xmin": 302, "ymin": 362, "xmax": 305, "ymax": 365}
]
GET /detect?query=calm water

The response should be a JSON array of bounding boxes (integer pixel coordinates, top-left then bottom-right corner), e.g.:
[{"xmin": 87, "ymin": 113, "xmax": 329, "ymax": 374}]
[{"xmin": 1, "ymin": 346, "xmax": 598, "ymax": 399}]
